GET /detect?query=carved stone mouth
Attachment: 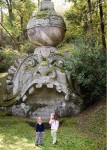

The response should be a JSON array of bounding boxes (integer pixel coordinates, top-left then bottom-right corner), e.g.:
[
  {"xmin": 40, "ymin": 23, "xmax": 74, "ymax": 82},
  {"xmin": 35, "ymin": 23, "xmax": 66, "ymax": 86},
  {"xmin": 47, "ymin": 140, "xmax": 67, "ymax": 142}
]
[
  {"xmin": 22, "ymin": 84, "xmax": 63, "ymax": 101},
  {"xmin": 21, "ymin": 79, "xmax": 68, "ymax": 102}
]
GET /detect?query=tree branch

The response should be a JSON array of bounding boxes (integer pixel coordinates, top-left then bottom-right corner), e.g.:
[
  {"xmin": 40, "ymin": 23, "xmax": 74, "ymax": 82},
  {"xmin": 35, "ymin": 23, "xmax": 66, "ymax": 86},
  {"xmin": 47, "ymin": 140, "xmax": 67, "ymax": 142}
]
[{"xmin": 0, "ymin": 22, "xmax": 18, "ymax": 48}]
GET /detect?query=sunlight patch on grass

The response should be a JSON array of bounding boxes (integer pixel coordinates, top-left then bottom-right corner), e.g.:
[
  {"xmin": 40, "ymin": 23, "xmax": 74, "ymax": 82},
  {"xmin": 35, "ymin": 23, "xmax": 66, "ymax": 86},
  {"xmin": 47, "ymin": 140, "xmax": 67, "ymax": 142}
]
[
  {"xmin": 0, "ymin": 134, "xmax": 5, "ymax": 148},
  {"xmin": 0, "ymin": 135, "xmax": 41, "ymax": 150}
]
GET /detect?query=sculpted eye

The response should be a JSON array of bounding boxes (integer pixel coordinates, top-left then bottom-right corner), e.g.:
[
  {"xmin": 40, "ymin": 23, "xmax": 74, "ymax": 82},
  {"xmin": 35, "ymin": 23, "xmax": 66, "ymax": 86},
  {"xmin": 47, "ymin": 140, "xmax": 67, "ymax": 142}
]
[
  {"xmin": 57, "ymin": 60, "xmax": 64, "ymax": 67},
  {"xmin": 47, "ymin": 56, "xmax": 56, "ymax": 65},
  {"xmin": 47, "ymin": 72, "xmax": 53, "ymax": 76},
  {"xmin": 25, "ymin": 59, "xmax": 38, "ymax": 67},
  {"xmin": 51, "ymin": 59, "xmax": 56, "ymax": 65}
]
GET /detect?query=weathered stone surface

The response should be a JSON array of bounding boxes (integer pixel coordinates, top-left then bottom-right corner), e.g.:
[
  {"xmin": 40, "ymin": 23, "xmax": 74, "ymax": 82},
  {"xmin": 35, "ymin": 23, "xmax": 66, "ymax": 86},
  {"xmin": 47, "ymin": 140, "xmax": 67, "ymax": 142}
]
[
  {"xmin": 30, "ymin": 105, "xmax": 57, "ymax": 119},
  {"xmin": 34, "ymin": 46, "xmax": 57, "ymax": 58},
  {"xmin": 55, "ymin": 102, "xmax": 81, "ymax": 117},
  {"xmin": 6, "ymin": 85, "xmax": 13, "ymax": 92},
  {"xmin": 22, "ymin": 95, "xmax": 27, "ymax": 102},
  {"xmin": 27, "ymin": 14, "xmax": 66, "ymax": 46},
  {"xmin": 29, "ymin": 86, "xmax": 35, "ymax": 95},
  {"xmin": 12, "ymin": 103, "xmax": 31, "ymax": 117}
]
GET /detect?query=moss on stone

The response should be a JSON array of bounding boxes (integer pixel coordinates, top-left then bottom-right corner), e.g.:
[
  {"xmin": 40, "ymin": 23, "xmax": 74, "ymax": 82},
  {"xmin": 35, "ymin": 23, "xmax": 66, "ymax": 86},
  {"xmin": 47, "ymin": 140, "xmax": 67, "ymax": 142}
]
[
  {"xmin": 40, "ymin": 61, "xmax": 48, "ymax": 66},
  {"xmin": 0, "ymin": 73, "xmax": 8, "ymax": 106},
  {"xmin": 35, "ymin": 10, "xmax": 53, "ymax": 19},
  {"xmin": 25, "ymin": 66, "xmax": 34, "ymax": 71},
  {"xmin": 29, "ymin": 103, "xmax": 47, "ymax": 111}
]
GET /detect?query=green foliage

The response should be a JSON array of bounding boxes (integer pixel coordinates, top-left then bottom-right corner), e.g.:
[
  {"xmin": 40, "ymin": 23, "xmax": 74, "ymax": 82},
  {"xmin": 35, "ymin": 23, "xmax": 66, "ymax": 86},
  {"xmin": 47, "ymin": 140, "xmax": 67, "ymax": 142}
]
[
  {"xmin": 35, "ymin": 10, "xmax": 53, "ymax": 19},
  {"xmin": 64, "ymin": 38, "xmax": 106, "ymax": 106},
  {"xmin": 0, "ymin": 47, "xmax": 19, "ymax": 72},
  {"xmin": 1, "ymin": 0, "xmax": 37, "ymax": 51},
  {"xmin": 64, "ymin": 0, "xmax": 107, "ymax": 45},
  {"xmin": 40, "ymin": 61, "xmax": 48, "ymax": 66},
  {"xmin": 20, "ymin": 40, "xmax": 36, "ymax": 54},
  {"xmin": 64, "ymin": 0, "xmax": 87, "ymax": 42}
]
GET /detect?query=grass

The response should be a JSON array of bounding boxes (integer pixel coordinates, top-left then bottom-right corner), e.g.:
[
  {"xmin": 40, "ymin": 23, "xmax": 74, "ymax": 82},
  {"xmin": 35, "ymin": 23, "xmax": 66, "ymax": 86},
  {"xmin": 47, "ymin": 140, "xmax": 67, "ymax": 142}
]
[{"xmin": 0, "ymin": 100, "xmax": 106, "ymax": 150}]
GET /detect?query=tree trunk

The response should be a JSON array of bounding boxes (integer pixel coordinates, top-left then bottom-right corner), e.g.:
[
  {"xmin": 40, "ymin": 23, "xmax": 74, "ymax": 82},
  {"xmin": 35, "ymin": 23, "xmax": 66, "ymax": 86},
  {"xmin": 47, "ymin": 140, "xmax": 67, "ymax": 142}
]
[
  {"xmin": 20, "ymin": 0, "xmax": 27, "ymax": 42},
  {"xmin": 20, "ymin": 16, "xmax": 24, "ymax": 41},
  {"xmin": 9, "ymin": 7, "xmax": 13, "ymax": 26},
  {"xmin": 0, "ymin": 7, "xmax": 4, "ymax": 47},
  {"xmin": 38, "ymin": 0, "xmax": 40, "ymax": 7},
  {"xmin": 87, "ymin": 0, "xmax": 93, "ymax": 39},
  {"xmin": 6, "ymin": 0, "xmax": 14, "ymax": 26},
  {"xmin": 99, "ymin": 0, "xmax": 106, "ymax": 50},
  {"xmin": 0, "ymin": 22, "xmax": 19, "ymax": 50}
]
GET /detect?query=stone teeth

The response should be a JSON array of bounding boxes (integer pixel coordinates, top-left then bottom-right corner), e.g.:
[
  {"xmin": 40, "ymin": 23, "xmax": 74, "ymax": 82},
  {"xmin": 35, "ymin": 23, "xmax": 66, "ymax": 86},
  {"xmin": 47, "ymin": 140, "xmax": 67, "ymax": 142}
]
[
  {"xmin": 29, "ymin": 87, "xmax": 35, "ymax": 95},
  {"xmin": 46, "ymin": 83, "xmax": 53, "ymax": 88},
  {"xmin": 36, "ymin": 83, "xmax": 42, "ymax": 88},
  {"xmin": 65, "ymin": 94, "xmax": 70, "ymax": 101},
  {"xmin": 22, "ymin": 95, "xmax": 27, "ymax": 102},
  {"xmin": 56, "ymin": 86, "xmax": 62, "ymax": 93},
  {"xmin": 15, "ymin": 96, "xmax": 21, "ymax": 101}
]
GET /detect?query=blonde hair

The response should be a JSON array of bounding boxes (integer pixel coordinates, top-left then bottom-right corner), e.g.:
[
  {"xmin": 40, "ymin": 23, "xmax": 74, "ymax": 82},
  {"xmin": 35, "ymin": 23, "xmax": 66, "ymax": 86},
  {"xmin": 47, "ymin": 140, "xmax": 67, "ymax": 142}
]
[{"xmin": 37, "ymin": 117, "xmax": 42, "ymax": 122}]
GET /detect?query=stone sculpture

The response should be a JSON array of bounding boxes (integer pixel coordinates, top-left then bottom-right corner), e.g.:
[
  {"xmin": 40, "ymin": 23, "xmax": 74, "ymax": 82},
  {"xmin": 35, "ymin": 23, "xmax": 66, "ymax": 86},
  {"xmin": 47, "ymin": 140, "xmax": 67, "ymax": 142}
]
[{"xmin": 2, "ymin": 0, "xmax": 83, "ymax": 118}]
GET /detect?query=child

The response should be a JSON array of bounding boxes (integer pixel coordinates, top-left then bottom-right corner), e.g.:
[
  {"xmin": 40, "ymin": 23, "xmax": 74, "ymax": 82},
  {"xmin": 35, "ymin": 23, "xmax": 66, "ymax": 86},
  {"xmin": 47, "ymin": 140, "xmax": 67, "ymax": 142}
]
[
  {"xmin": 35, "ymin": 117, "xmax": 45, "ymax": 146},
  {"xmin": 49, "ymin": 113, "xmax": 59, "ymax": 144}
]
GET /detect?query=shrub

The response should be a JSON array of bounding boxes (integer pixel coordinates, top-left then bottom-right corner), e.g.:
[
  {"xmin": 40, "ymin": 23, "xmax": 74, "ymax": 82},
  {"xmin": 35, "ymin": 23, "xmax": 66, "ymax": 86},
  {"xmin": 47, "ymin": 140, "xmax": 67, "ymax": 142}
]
[
  {"xmin": 64, "ymin": 37, "xmax": 106, "ymax": 107},
  {"xmin": 0, "ymin": 47, "xmax": 19, "ymax": 72}
]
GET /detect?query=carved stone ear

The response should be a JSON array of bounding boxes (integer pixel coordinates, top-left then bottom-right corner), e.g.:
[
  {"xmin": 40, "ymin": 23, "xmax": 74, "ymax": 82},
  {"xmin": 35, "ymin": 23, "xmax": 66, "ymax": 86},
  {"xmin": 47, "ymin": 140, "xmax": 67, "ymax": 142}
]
[{"xmin": 24, "ymin": 56, "xmax": 39, "ymax": 68}]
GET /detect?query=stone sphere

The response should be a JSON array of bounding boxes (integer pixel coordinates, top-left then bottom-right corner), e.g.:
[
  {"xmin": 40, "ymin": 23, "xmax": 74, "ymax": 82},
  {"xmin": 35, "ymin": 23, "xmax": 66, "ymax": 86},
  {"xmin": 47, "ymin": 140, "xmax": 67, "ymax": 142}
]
[{"xmin": 27, "ymin": 14, "xmax": 66, "ymax": 46}]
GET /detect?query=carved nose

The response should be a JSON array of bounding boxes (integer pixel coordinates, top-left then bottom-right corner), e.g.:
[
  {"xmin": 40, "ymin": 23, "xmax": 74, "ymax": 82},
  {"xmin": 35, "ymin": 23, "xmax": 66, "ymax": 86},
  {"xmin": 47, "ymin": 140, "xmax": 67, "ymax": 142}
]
[{"xmin": 37, "ymin": 66, "xmax": 51, "ymax": 76}]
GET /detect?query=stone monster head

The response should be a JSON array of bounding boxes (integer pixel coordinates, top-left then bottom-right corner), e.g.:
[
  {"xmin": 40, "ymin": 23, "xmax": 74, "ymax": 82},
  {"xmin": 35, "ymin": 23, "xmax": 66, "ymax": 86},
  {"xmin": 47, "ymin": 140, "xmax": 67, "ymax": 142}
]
[{"xmin": 7, "ymin": 46, "xmax": 70, "ymax": 103}]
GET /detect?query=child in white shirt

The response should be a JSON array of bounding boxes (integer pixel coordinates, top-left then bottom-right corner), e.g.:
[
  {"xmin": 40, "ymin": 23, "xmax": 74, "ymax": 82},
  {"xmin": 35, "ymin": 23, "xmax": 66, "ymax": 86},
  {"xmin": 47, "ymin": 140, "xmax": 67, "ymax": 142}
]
[{"xmin": 49, "ymin": 113, "xmax": 59, "ymax": 144}]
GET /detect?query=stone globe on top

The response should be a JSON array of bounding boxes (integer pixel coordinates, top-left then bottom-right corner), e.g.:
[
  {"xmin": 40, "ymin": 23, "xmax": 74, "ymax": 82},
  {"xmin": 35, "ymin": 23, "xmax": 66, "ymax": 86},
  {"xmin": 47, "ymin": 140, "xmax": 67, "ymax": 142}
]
[{"xmin": 27, "ymin": 0, "xmax": 66, "ymax": 47}]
